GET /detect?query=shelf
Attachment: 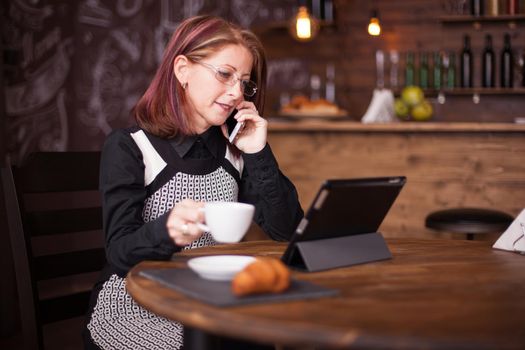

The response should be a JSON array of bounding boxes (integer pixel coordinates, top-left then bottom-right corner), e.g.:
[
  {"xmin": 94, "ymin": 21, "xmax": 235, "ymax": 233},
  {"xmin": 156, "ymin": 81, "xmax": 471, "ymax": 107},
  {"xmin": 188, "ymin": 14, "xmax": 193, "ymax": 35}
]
[
  {"xmin": 394, "ymin": 87, "xmax": 525, "ymax": 96},
  {"xmin": 268, "ymin": 120, "xmax": 525, "ymax": 133},
  {"xmin": 440, "ymin": 88, "xmax": 525, "ymax": 95},
  {"xmin": 439, "ymin": 14, "xmax": 525, "ymax": 29},
  {"xmin": 440, "ymin": 14, "xmax": 525, "ymax": 23},
  {"xmin": 438, "ymin": 87, "xmax": 525, "ymax": 95}
]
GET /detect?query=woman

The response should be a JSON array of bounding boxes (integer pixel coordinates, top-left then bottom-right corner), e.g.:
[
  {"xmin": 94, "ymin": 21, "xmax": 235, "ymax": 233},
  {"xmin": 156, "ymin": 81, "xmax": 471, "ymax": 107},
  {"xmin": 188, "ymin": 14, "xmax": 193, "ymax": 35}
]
[{"xmin": 84, "ymin": 15, "xmax": 304, "ymax": 349}]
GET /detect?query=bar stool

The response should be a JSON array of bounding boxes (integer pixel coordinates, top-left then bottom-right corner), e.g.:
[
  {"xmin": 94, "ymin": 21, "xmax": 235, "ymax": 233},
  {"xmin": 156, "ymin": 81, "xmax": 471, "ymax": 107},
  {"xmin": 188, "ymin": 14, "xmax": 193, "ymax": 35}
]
[{"xmin": 425, "ymin": 208, "xmax": 514, "ymax": 240}]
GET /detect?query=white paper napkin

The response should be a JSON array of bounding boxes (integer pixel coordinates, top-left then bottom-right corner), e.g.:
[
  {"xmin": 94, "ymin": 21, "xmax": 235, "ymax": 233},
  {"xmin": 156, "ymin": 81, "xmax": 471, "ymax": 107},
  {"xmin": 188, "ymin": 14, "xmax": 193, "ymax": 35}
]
[{"xmin": 492, "ymin": 208, "xmax": 525, "ymax": 253}]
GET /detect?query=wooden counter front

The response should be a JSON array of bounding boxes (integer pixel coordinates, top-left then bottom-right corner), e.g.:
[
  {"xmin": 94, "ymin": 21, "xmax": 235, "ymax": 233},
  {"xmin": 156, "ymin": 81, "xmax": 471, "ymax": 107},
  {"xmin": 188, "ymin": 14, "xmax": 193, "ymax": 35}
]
[{"xmin": 267, "ymin": 121, "xmax": 525, "ymax": 240}]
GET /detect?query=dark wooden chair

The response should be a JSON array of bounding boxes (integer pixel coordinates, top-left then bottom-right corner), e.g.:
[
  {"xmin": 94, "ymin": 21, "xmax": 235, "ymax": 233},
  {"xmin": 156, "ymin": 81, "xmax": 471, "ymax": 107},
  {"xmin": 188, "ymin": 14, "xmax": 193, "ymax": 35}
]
[{"xmin": 1, "ymin": 152, "xmax": 106, "ymax": 349}]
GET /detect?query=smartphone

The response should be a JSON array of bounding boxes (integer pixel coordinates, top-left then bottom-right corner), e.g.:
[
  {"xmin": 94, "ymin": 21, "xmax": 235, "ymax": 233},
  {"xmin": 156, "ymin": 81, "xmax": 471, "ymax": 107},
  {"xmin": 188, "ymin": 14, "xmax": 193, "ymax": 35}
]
[{"xmin": 226, "ymin": 111, "xmax": 243, "ymax": 143}]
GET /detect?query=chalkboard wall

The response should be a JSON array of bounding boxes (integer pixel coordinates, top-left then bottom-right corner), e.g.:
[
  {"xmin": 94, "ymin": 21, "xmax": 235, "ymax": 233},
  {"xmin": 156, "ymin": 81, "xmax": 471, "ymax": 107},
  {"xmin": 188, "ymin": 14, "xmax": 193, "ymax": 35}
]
[{"xmin": 1, "ymin": 0, "xmax": 300, "ymax": 162}]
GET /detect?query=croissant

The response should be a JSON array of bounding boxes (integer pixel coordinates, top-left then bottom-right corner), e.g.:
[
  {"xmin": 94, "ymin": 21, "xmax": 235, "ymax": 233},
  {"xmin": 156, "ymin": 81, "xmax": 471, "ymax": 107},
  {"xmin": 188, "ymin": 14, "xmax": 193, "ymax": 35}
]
[{"xmin": 232, "ymin": 257, "xmax": 291, "ymax": 296}]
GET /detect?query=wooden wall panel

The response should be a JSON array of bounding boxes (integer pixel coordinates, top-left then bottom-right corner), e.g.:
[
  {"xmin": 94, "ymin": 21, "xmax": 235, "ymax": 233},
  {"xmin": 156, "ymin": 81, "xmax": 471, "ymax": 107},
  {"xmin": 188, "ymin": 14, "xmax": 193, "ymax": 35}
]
[{"xmin": 268, "ymin": 130, "xmax": 525, "ymax": 240}]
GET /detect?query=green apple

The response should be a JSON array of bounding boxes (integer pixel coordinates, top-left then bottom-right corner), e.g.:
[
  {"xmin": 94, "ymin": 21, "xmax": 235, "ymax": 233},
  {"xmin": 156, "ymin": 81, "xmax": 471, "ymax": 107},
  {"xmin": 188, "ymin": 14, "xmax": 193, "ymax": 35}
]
[
  {"xmin": 401, "ymin": 86, "xmax": 424, "ymax": 107},
  {"xmin": 394, "ymin": 98, "xmax": 410, "ymax": 120},
  {"xmin": 411, "ymin": 100, "xmax": 433, "ymax": 121}
]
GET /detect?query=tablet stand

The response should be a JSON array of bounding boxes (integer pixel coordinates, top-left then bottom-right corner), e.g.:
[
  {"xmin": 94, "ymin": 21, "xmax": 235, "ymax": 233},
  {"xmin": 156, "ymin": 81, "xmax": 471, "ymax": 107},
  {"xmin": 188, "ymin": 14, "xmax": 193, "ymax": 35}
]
[{"xmin": 285, "ymin": 232, "xmax": 392, "ymax": 272}]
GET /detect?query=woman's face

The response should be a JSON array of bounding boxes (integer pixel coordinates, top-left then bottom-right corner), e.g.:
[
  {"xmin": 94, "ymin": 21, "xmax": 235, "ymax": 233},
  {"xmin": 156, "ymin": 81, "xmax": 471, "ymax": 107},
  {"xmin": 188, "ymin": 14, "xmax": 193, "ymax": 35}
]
[{"xmin": 185, "ymin": 44, "xmax": 254, "ymax": 134}]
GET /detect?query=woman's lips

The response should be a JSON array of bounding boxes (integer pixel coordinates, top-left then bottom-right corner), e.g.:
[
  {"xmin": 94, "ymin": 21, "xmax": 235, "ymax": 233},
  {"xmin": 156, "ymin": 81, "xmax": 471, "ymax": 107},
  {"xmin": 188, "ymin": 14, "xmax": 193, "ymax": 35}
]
[{"xmin": 215, "ymin": 102, "xmax": 234, "ymax": 113}]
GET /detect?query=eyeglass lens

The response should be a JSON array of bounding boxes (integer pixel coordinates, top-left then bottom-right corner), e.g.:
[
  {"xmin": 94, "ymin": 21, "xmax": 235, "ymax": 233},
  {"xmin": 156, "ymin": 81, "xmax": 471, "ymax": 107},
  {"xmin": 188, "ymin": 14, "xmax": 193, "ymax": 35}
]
[
  {"xmin": 200, "ymin": 62, "xmax": 257, "ymax": 97},
  {"xmin": 217, "ymin": 68, "xmax": 256, "ymax": 96}
]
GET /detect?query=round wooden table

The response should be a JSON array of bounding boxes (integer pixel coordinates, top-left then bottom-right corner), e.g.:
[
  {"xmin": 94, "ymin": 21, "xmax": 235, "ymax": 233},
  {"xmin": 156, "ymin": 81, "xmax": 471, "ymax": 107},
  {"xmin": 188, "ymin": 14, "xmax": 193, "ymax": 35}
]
[{"xmin": 126, "ymin": 238, "xmax": 525, "ymax": 349}]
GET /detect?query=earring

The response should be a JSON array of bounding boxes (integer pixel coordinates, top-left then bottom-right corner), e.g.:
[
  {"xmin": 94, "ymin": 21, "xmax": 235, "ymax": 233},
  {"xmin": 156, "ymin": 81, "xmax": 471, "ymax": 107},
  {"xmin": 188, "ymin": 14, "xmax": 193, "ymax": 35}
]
[{"xmin": 182, "ymin": 82, "xmax": 188, "ymax": 90}]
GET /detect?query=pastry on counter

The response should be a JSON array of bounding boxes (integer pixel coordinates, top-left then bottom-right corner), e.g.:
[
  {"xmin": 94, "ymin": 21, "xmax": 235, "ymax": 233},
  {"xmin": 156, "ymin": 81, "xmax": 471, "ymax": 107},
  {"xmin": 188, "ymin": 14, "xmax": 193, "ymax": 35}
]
[
  {"xmin": 280, "ymin": 94, "xmax": 346, "ymax": 118},
  {"xmin": 232, "ymin": 257, "xmax": 291, "ymax": 296}
]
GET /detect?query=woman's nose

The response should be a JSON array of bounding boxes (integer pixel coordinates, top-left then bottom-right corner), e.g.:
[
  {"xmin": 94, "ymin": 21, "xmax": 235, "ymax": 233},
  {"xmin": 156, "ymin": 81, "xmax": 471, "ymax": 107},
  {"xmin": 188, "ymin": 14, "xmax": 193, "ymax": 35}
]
[{"xmin": 226, "ymin": 79, "xmax": 244, "ymax": 98}]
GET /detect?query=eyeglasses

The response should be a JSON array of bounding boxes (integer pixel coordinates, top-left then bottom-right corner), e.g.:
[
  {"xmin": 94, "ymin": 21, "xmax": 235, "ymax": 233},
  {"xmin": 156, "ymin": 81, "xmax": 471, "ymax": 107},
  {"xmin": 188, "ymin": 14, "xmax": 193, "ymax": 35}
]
[{"xmin": 196, "ymin": 61, "xmax": 258, "ymax": 97}]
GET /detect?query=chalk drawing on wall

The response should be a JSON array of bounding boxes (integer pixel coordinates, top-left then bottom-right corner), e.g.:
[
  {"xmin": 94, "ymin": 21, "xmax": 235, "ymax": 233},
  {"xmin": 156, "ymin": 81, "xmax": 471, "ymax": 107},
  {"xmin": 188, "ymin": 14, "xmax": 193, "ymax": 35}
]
[
  {"xmin": 5, "ymin": 37, "xmax": 72, "ymax": 115},
  {"xmin": 3, "ymin": 0, "xmax": 313, "ymax": 155},
  {"xmin": 230, "ymin": 0, "xmax": 296, "ymax": 28},
  {"xmin": 76, "ymin": 28, "xmax": 150, "ymax": 136},
  {"xmin": 231, "ymin": 0, "xmax": 262, "ymax": 28},
  {"xmin": 78, "ymin": 0, "xmax": 113, "ymax": 27},
  {"xmin": 8, "ymin": 0, "xmax": 53, "ymax": 31},
  {"xmin": 3, "ymin": 1, "xmax": 73, "ymax": 161},
  {"xmin": 267, "ymin": 58, "xmax": 309, "ymax": 90},
  {"xmin": 8, "ymin": 88, "xmax": 69, "ymax": 161},
  {"xmin": 116, "ymin": 0, "xmax": 143, "ymax": 18},
  {"xmin": 76, "ymin": 0, "xmax": 158, "ymax": 137},
  {"xmin": 78, "ymin": 40, "xmax": 122, "ymax": 135},
  {"xmin": 154, "ymin": 0, "xmax": 211, "ymax": 63}
]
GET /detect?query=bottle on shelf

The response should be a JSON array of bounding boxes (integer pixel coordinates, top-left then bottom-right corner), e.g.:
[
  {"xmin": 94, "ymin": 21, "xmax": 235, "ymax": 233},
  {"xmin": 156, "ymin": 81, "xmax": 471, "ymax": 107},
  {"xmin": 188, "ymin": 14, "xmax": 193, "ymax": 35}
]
[
  {"xmin": 389, "ymin": 50, "xmax": 400, "ymax": 89},
  {"xmin": 323, "ymin": 0, "xmax": 335, "ymax": 22},
  {"xmin": 376, "ymin": 50, "xmax": 385, "ymax": 89},
  {"xmin": 311, "ymin": 0, "xmax": 323, "ymax": 19},
  {"xmin": 507, "ymin": 0, "xmax": 519, "ymax": 15},
  {"xmin": 487, "ymin": 0, "xmax": 500, "ymax": 15},
  {"xmin": 482, "ymin": 34, "xmax": 496, "ymax": 88},
  {"xmin": 443, "ymin": 52, "xmax": 457, "ymax": 89},
  {"xmin": 325, "ymin": 63, "xmax": 335, "ymax": 102},
  {"xmin": 521, "ymin": 52, "xmax": 525, "ymax": 87},
  {"xmin": 449, "ymin": 52, "xmax": 457, "ymax": 88},
  {"xmin": 432, "ymin": 52, "xmax": 442, "ymax": 90},
  {"xmin": 419, "ymin": 52, "xmax": 429, "ymax": 89},
  {"xmin": 500, "ymin": 33, "xmax": 514, "ymax": 88},
  {"xmin": 405, "ymin": 51, "xmax": 415, "ymax": 86},
  {"xmin": 310, "ymin": 74, "xmax": 321, "ymax": 100},
  {"xmin": 470, "ymin": 0, "xmax": 484, "ymax": 16},
  {"xmin": 460, "ymin": 35, "xmax": 473, "ymax": 88}
]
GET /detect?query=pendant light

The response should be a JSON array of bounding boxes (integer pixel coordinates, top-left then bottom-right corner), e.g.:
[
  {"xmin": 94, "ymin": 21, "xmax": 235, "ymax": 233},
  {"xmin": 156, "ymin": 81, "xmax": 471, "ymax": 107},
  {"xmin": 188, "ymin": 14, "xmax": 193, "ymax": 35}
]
[
  {"xmin": 368, "ymin": 10, "xmax": 381, "ymax": 36},
  {"xmin": 290, "ymin": 4, "xmax": 319, "ymax": 42}
]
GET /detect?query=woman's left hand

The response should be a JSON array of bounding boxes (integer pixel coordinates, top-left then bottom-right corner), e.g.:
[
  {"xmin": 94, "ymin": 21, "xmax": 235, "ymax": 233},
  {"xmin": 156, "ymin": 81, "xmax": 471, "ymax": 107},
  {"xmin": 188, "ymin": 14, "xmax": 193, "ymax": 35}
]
[{"xmin": 223, "ymin": 101, "xmax": 267, "ymax": 154}]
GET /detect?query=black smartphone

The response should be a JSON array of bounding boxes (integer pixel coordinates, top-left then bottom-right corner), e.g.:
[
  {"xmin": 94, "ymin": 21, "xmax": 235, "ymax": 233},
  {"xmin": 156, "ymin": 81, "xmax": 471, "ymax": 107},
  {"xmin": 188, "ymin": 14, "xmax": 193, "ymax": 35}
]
[
  {"xmin": 226, "ymin": 110, "xmax": 243, "ymax": 143},
  {"xmin": 226, "ymin": 111, "xmax": 238, "ymax": 135}
]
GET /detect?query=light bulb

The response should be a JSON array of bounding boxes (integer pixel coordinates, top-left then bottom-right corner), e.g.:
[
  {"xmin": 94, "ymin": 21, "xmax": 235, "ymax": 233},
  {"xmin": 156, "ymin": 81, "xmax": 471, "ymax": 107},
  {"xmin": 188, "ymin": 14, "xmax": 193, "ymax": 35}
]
[
  {"xmin": 290, "ymin": 6, "xmax": 319, "ymax": 42},
  {"xmin": 368, "ymin": 10, "xmax": 381, "ymax": 36},
  {"xmin": 368, "ymin": 18, "xmax": 381, "ymax": 36},
  {"xmin": 297, "ymin": 15, "xmax": 311, "ymax": 39}
]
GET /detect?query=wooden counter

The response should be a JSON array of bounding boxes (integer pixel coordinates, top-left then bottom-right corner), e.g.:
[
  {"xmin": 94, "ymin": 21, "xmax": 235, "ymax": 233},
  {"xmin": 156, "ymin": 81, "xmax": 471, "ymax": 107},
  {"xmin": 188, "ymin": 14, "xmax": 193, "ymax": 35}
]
[
  {"xmin": 268, "ymin": 120, "xmax": 525, "ymax": 133},
  {"xmin": 267, "ymin": 120, "xmax": 525, "ymax": 240}
]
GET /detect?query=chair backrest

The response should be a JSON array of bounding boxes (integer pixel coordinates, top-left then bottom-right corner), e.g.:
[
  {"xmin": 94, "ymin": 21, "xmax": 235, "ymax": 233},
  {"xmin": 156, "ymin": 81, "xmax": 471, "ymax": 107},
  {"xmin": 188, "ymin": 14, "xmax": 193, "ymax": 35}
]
[{"xmin": 1, "ymin": 152, "xmax": 106, "ymax": 349}]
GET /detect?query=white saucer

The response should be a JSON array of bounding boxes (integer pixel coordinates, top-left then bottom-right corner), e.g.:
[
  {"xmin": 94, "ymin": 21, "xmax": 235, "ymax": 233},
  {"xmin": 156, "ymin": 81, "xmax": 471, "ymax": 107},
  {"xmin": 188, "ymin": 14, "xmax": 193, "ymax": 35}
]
[{"xmin": 187, "ymin": 255, "xmax": 256, "ymax": 281}]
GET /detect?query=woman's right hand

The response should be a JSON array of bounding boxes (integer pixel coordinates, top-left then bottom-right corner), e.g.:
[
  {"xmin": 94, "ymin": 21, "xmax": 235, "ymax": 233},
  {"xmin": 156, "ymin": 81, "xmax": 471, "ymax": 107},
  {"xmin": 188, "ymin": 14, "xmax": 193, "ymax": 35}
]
[
  {"xmin": 166, "ymin": 199, "xmax": 206, "ymax": 246},
  {"xmin": 226, "ymin": 101, "xmax": 267, "ymax": 154}
]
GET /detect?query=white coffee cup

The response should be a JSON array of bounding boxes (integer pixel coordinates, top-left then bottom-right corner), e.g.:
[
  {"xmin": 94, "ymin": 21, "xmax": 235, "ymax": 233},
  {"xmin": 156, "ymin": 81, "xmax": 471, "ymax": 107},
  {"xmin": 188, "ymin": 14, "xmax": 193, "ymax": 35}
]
[{"xmin": 198, "ymin": 202, "xmax": 255, "ymax": 243}]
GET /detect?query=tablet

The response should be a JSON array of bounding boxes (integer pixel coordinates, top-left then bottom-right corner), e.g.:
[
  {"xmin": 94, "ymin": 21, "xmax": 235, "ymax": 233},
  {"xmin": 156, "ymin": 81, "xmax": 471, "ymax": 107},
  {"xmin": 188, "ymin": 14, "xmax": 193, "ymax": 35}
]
[{"xmin": 282, "ymin": 176, "xmax": 406, "ymax": 268}]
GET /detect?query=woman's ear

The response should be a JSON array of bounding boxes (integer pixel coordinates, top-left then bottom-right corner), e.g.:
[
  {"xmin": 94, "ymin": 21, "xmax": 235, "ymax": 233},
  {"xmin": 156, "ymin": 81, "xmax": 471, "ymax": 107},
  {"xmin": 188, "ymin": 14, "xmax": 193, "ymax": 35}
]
[{"xmin": 173, "ymin": 55, "xmax": 189, "ymax": 85}]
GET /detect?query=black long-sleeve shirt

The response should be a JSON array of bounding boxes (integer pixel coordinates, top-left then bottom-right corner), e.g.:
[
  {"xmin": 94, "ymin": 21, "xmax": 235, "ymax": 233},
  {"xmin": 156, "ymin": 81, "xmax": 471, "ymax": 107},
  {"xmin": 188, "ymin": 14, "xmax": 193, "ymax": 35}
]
[{"xmin": 100, "ymin": 126, "xmax": 303, "ymax": 277}]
